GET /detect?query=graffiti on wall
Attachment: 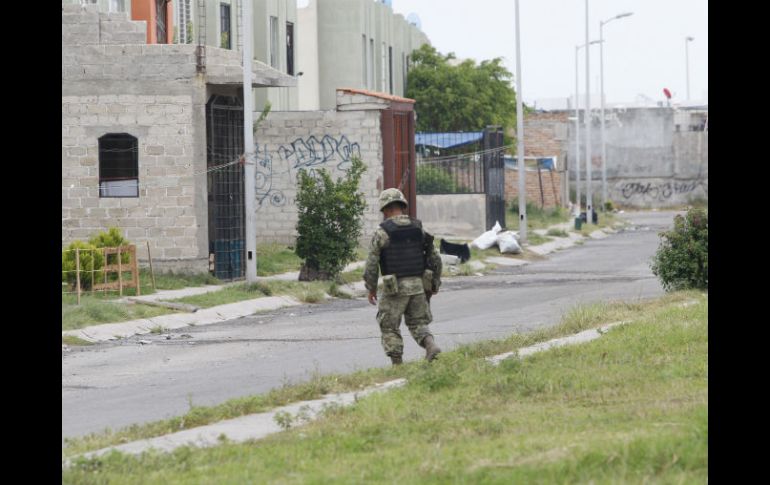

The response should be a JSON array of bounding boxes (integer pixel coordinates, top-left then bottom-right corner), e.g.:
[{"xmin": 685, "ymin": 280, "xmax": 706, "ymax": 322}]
[
  {"xmin": 619, "ymin": 179, "xmax": 708, "ymax": 202},
  {"xmin": 277, "ymin": 135, "xmax": 361, "ymax": 174},
  {"xmin": 253, "ymin": 134, "xmax": 362, "ymax": 209},
  {"xmin": 254, "ymin": 144, "xmax": 287, "ymax": 207}
]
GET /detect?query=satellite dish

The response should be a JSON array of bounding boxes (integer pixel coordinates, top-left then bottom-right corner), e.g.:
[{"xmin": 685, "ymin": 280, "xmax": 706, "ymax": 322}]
[{"xmin": 406, "ymin": 13, "xmax": 422, "ymax": 29}]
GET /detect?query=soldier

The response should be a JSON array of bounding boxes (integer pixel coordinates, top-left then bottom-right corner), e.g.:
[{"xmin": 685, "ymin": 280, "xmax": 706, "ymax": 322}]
[{"xmin": 363, "ymin": 188, "xmax": 443, "ymax": 366}]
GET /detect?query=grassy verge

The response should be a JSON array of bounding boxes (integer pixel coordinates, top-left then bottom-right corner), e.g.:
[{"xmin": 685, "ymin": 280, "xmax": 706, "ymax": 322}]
[
  {"xmin": 170, "ymin": 280, "xmax": 336, "ymax": 308},
  {"xmin": 256, "ymin": 244, "xmax": 303, "ymax": 276},
  {"xmin": 578, "ymin": 211, "xmax": 621, "ymax": 237},
  {"xmin": 63, "ymin": 290, "xmax": 703, "ymax": 465},
  {"xmin": 62, "ymin": 295, "xmax": 175, "ymax": 331},
  {"xmin": 506, "ymin": 202, "xmax": 572, "ymax": 231},
  {"xmin": 527, "ymin": 232, "xmax": 553, "ymax": 245},
  {"xmin": 338, "ymin": 266, "xmax": 365, "ymax": 285},
  {"xmin": 143, "ymin": 270, "xmax": 220, "ymax": 291},
  {"xmin": 546, "ymin": 228, "xmax": 569, "ymax": 238},
  {"xmin": 62, "ymin": 335, "xmax": 95, "ymax": 346}
]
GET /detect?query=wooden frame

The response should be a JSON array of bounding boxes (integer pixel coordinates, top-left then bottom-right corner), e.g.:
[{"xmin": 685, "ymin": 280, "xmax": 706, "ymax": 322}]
[{"xmin": 92, "ymin": 245, "xmax": 141, "ymax": 296}]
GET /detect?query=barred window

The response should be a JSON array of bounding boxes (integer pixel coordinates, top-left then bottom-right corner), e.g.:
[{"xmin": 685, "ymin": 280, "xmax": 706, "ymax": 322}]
[{"xmin": 99, "ymin": 133, "xmax": 139, "ymax": 198}]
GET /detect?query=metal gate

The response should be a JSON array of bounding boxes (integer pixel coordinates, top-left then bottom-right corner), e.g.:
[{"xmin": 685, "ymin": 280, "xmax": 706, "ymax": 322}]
[
  {"xmin": 483, "ymin": 126, "xmax": 506, "ymax": 230},
  {"xmin": 206, "ymin": 95, "xmax": 245, "ymax": 280},
  {"xmin": 382, "ymin": 106, "xmax": 416, "ymax": 217}
]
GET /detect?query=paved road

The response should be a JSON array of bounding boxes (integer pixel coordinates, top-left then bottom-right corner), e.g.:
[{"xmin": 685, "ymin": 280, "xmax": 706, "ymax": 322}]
[{"xmin": 62, "ymin": 210, "xmax": 678, "ymax": 443}]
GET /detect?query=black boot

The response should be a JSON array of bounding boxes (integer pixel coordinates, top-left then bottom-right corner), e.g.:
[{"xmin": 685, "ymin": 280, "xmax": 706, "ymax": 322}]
[
  {"xmin": 390, "ymin": 354, "xmax": 403, "ymax": 366},
  {"xmin": 421, "ymin": 336, "xmax": 442, "ymax": 361}
]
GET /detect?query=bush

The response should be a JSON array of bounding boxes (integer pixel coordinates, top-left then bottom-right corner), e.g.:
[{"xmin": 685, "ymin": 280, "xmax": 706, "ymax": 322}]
[
  {"xmin": 604, "ymin": 200, "xmax": 615, "ymax": 212},
  {"xmin": 62, "ymin": 241, "xmax": 105, "ymax": 290},
  {"xmin": 416, "ymin": 165, "xmax": 471, "ymax": 194},
  {"xmin": 62, "ymin": 228, "xmax": 132, "ymax": 290},
  {"xmin": 90, "ymin": 227, "xmax": 130, "ymax": 264},
  {"xmin": 651, "ymin": 208, "xmax": 708, "ymax": 291},
  {"xmin": 295, "ymin": 157, "xmax": 367, "ymax": 281}
]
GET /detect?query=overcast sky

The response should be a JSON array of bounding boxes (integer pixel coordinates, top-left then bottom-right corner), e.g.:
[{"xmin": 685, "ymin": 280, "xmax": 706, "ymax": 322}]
[{"xmin": 387, "ymin": 0, "xmax": 708, "ymax": 106}]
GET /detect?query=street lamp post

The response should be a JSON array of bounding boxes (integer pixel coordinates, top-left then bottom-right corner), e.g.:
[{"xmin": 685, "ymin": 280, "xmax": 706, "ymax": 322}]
[
  {"xmin": 574, "ymin": 40, "xmax": 601, "ymax": 218},
  {"xmin": 599, "ymin": 12, "xmax": 633, "ymax": 209},
  {"xmin": 584, "ymin": 0, "xmax": 594, "ymax": 225},
  {"xmin": 574, "ymin": 45, "xmax": 582, "ymax": 216},
  {"xmin": 685, "ymin": 36, "xmax": 694, "ymax": 101}
]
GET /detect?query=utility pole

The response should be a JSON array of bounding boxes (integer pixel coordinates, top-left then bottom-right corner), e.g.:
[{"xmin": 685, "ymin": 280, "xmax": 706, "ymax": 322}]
[
  {"xmin": 514, "ymin": 0, "xmax": 526, "ymax": 243},
  {"xmin": 242, "ymin": 0, "xmax": 257, "ymax": 282}
]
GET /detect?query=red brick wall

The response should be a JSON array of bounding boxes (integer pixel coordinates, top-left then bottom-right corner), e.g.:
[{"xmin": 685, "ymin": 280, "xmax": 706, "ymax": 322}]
[
  {"xmin": 522, "ymin": 112, "xmax": 569, "ymax": 157},
  {"xmin": 505, "ymin": 111, "xmax": 569, "ymax": 208},
  {"xmin": 505, "ymin": 169, "xmax": 562, "ymax": 208}
]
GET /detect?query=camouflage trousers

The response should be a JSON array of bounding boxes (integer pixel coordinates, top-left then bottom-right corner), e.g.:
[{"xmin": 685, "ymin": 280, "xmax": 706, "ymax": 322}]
[{"xmin": 376, "ymin": 292, "xmax": 433, "ymax": 357}]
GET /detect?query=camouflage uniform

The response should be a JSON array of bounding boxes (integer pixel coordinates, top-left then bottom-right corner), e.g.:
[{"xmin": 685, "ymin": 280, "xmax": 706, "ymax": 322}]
[{"xmin": 364, "ymin": 208, "xmax": 443, "ymax": 359}]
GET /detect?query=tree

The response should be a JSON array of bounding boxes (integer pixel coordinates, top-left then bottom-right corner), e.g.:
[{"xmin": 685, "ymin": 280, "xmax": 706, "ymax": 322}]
[{"xmin": 406, "ymin": 44, "xmax": 518, "ymax": 132}]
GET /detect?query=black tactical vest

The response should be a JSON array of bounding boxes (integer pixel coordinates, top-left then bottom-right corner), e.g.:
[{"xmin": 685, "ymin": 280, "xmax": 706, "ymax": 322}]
[{"xmin": 379, "ymin": 219, "xmax": 426, "ymax": 278}]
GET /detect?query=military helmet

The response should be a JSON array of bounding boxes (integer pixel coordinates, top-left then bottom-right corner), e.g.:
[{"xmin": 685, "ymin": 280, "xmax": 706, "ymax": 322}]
[{"xmin": 378, "ymin": 188, "xmax": 408, "ymax": 211}]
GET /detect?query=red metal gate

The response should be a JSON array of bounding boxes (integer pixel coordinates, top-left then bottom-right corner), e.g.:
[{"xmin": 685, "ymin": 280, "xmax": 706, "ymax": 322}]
[{"xmin": 381, "ymin": 105, "xmax": 416, "ymax": 217}]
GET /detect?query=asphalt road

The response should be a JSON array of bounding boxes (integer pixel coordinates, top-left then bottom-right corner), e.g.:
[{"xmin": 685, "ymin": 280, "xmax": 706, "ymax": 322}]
[{"xmin": 62, "ymin": 210, "xmax": 679, "ymax": 444}]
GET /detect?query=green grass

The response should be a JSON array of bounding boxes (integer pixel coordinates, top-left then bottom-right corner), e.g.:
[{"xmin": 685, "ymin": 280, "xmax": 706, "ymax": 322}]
[
  {"xmin": 578, "ymin": 211, "xmax": 621, "ymax": 237},
  {"xmin": 144, "ymin": 270, "xmax": 220, "ymax": 291},
  {"xmin": 65, "ymin": 292, "xmax": 706, "ymax": 483},
  {"xmin": 62, "ymin": 295, "xmax": 175, "ymax": 331},
  {"xmin": 256, "ymin": 243, "xmax": 303, "ymax": 276},
  {"xmin": 507, "ymin": 202, "xmax": 572, "ymax": 231},
  {"xmin": 527, "ymin": 232, "xmax": 553, "ymax": 246},
  {"xmin": 62, "ymin": 335, "xmax": 94, "ymax": 346},
  {"xmin": 62, "ymin": 291, "xmax": 703, "ymax": 469},
  {"xmin": 170, "ymin": 280, "xmax": 333, "ymax": 308},
  {"xmin": 546, "ymin": 228, "xmax": 569, "ymax": 238},
  {"xmin": 338, "ymin": 266, "xmax": 364, "ymax": 285},
  {"xmin": 451, "ymin": 262, "xmax": 481, "ymax": 276},
  {"xmin": 62, "ymin": 270, "xmax": 220, "ymax": 302}
]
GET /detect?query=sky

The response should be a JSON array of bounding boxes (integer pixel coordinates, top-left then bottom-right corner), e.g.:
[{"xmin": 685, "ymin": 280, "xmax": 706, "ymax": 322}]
[{"xmin": 386, "ymin": 0, "xmax": 708, "ymax": 107}]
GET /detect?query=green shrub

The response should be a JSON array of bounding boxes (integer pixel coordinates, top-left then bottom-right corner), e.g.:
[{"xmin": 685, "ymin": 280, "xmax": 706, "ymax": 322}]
[
  {"xmin": 62, "ymin": 228, "xmax": 132, "ymax": 290},
  {"xmin": 295, "ymin": 157, "xmax": 367, "ymax": 281},
  {"xmin": 604, "ymin": 200, "xmax": 615, "ymax": 212},
  {"xmin": 62, "ymin": 241, "xmax": 105, "ymax": 290},
  {"xmin": 415, "ymin": 165, "xmax": 471, "ymax": 194},
  {"xmin": 650, "ymin": 208, "xmax": 708, "ymax": 291},
  {"xmin": 89, "ymin": 227, "xmax": 130, "ymax": 264}
]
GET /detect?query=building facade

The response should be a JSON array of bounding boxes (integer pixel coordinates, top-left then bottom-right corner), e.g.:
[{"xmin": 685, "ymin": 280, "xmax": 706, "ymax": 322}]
[
  {"xmin": 65, "ymin": 0, "xmax": 299, "ymax": 111},
  {"xmin": 297, "ymin": 0, "xmax": 429, "ymax": 110},
  {"xmin": 62, "ymin": 3, "xmax": 294, "ymax": 276}
]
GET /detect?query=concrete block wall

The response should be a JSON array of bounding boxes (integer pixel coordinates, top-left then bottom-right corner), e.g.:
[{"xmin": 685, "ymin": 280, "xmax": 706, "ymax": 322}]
[
  {"xmin": 62, "ymin": 4, "xmax": 146, "ymax": 46},
  {"xmin": 252, "ymin": 109, "xmax": 384, "ymax": 244},
  {"xmin": 563, "ymin": 107, "xmax": 708, "ymax": 208},
  {"xmin": 416, "ymin": 194, "xmax": 486, "ymax": 239},
  {"xmin": 504, "ymin": 169, "xmax": 562, "ymax": 209},
  {"xmin": 62, "ymin": 94, "xmax": 206, "ymax": 271}
]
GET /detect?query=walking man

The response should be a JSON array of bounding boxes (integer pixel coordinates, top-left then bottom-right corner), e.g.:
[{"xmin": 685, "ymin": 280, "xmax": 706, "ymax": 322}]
[{"xmin": 364, "ymin": 188, "xmax": 443, "ymax": 365}]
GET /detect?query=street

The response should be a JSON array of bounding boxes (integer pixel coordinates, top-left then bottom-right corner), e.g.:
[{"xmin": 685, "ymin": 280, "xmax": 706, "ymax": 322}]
[{"xmin": 62, "ymin": 210, "xmax": 676, "ymax": 444}]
